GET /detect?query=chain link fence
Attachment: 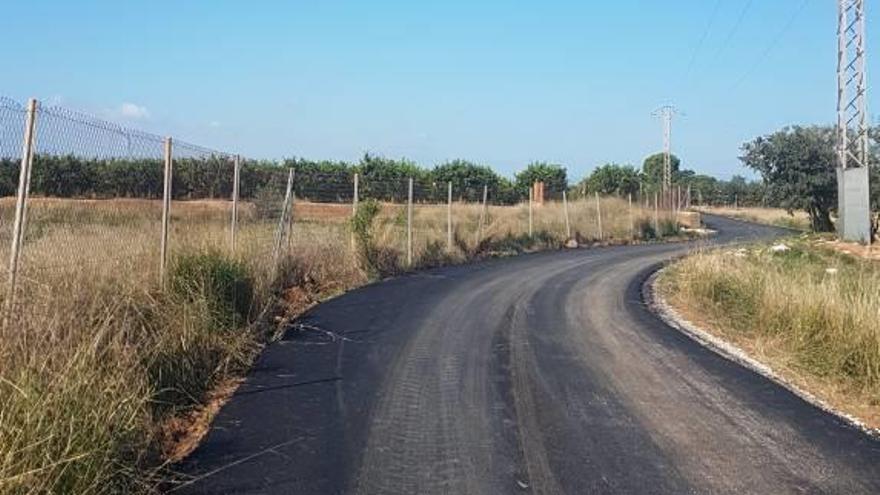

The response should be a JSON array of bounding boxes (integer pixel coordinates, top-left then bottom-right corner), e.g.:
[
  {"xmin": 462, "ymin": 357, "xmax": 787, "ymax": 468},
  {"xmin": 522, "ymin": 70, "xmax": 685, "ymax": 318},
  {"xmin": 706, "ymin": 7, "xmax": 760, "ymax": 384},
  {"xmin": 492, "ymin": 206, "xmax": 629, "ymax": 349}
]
[
  {"xmin": 0, "ymin": 95, "xmax": 681, "ymax": 329},
  {"xmin": 0, "ymin": 97, "xmax": 299, "ymax": 327}
]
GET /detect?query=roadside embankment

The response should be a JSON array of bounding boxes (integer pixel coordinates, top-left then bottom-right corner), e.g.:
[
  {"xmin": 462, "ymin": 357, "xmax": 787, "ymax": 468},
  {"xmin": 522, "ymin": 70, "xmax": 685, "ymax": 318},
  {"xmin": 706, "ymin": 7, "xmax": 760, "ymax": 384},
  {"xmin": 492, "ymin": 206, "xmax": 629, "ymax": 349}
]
[{"xmin": 656, "ymin": 238, "xmax": 880, "ymax": 432}]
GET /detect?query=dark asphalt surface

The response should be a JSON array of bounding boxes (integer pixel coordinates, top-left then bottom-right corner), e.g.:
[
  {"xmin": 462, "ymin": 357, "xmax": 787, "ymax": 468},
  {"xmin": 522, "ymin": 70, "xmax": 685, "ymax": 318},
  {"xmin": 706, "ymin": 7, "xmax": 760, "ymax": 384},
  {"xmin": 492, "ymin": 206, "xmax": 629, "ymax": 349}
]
[{"xmin": 176, "ymin": 215, "xmax": 880, "ymax": 494}]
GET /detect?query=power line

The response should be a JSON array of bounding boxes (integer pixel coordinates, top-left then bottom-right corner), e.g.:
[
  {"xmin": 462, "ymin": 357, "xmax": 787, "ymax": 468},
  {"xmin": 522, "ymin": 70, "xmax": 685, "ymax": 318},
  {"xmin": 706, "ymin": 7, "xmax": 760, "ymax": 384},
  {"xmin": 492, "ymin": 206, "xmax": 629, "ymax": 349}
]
[
  {"xmin": 730, "ymin": 0, "xmax": 811, "ymax": 91},
  {"xmin": 710, "ymin": 0, "xmax": 755, "ymax": 62},
  {"xmin": 683, "ymin": 0, "xmax": 723, "ymax": 81}
]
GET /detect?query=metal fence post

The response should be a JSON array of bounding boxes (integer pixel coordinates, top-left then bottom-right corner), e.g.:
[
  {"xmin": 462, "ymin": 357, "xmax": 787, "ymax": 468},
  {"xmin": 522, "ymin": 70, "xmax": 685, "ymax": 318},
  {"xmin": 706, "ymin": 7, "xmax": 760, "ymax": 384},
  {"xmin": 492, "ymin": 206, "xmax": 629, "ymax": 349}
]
[
  {"xmin": 230, "ymin": 154, "xmax": 240, "ymax": 253},
  {"xmin": 628, "ymin": 193, "xmax": 635, "ymax": 240},
  {"xmin": 594, "ymin": 191, "xmax": 603, "ymax": 240},
  {"xmin": 446, "ymin": 181, "xmax": 452, "ymax": 252},
  {"xmin": 159, "ymin": 137, "xmax": 173, "ymax": 288},
  {"xmin": 273, "ymin": 168, "xmax": 295, "ymax": 268},
  {"xmin": 676, "ymin": 185, "xmax": 682, "ymax": 216},
  {"xmin": 5, "ymin": 98, "xmax": 38, "ymax": 317},
  {"xmin": 353, "ymin": 172, "xmax": 359, "ymax": 213},
  {"xmin": 352, "ymin": 172, "xmax": 359, "ymax": 212},
  {"xmin": 287, "ymin": 170, "xmax": 296, "ymax": 252},
  {"xmin": 407, "ymin": 177, "xmax": 413, "ymax": 267},
  {"xmin": 528, "ymin": 187, "xmax": 534, "ymax": 238},
  {"xmin": 653, "ymin": 192, "xmax": 660, "ymax": 236},
  {"xmin": 350, "ymin": 172, "xmax": 359, "ymax": 252},
  {"xmin": 562, "ymin": 190, "xmax": 571, "ymax": 240},
  {"xmin": 476, "ymin": 184, "xmax": 488, "ymax": 246}
]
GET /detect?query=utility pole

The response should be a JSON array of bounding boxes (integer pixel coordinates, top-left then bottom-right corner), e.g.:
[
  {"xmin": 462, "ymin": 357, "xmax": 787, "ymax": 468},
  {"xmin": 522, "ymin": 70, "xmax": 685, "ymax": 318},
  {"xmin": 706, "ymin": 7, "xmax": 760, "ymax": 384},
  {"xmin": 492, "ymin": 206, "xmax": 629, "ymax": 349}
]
[
  {"xmin": 837, "ymin": 0, "xmax": 871, "ymax": 242},
  {"xmin": 838, "ymin": 0, "xmax": 869, "ymax": 171},
  {"xmin": 652, "ymin": 105, "xmax": 679, "ymax": 197}
]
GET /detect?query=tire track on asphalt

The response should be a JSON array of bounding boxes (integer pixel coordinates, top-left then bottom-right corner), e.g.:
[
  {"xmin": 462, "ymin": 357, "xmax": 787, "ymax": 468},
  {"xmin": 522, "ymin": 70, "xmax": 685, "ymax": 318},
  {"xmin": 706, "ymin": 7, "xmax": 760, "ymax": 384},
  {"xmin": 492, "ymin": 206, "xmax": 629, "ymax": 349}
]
[
  {"xmin": 354, "ymin": 256, "xmax": 603, "ymax": 494},
  {"xmin": 179, "ymin": 216, "xmax": 880, "ymax": 494}
]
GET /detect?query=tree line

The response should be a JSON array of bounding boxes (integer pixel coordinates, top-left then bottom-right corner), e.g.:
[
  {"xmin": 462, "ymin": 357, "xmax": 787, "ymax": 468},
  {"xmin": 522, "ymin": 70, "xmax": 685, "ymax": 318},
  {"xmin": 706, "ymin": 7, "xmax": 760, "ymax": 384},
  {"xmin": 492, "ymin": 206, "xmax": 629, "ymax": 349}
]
[
  {"xmin": 572, "ymin": 152, "xmax": 768, "ymax": 208},
  {"xmin": 7, "ymin": 125, "xmax": 874, "ymax": 232},
  {"xmin": 573, "ymin": 126, "xmax": 879, "ymax": 232},
  {"xmin": 0, "ymin": 154, "xmax": 569, "ymax": 205},
  {"xmin": 0, "ymin": 151, "xmax": 769, "ymax": 208}
]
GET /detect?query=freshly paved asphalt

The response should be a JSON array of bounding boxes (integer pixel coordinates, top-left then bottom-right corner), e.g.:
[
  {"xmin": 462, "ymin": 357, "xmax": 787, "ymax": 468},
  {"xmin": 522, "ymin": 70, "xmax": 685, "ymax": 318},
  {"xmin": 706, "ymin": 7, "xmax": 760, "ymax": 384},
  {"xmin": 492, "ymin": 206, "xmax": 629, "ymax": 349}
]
[{"xmin": 176, "ymin": 216, "xmax": 880, "ymax": 494}]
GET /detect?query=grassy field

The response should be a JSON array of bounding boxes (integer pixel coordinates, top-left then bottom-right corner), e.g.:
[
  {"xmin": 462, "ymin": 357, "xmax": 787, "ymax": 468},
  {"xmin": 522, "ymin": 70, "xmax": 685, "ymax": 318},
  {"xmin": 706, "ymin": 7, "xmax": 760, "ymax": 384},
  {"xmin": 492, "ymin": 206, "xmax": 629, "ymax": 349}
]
[
  {"xmin": 659, "ymin": 239, "xmax": 880, "ymax": 429},
  {"xmin": 0, "ymin": 195, "xmax": 677, "ymax": 493},
  {"xmin": 696, "ymin": 205, "xmax": 811, "ymax": 231}
]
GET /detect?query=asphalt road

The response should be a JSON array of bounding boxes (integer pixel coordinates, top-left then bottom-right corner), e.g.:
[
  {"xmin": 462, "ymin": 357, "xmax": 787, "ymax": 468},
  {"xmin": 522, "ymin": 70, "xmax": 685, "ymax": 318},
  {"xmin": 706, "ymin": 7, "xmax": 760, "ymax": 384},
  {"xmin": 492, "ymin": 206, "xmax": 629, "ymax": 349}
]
[{"xmin": 176, "ymin": 215, "xmax": 880, "ymax": 494}]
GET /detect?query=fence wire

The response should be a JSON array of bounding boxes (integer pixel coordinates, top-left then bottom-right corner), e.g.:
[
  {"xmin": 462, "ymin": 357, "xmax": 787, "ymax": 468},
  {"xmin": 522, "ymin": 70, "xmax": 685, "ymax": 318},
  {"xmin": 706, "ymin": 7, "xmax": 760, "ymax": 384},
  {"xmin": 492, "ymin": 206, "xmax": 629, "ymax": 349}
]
[
  {"xmin": 0, "ymin": 98, "xmax": 26, "ymax": 263},
  {"xmin": 0, "ymin": 97, "xmax": 298, "ymax": 325},
  {"xmin": 0, "ymin": 95, "xmax": 689, "ymax": 328}
]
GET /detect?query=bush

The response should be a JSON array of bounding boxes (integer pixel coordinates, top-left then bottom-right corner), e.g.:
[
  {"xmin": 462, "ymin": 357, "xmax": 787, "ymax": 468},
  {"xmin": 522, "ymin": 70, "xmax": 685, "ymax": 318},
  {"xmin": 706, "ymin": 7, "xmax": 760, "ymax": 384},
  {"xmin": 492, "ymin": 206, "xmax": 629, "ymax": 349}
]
[
  {"xmin": 454, "ymin": 229, "xmax": 560, "ymax": 258},
  {"xmin": 352, "ymin": 199, "xmax": 402, "ymax": 278},
  {"xmin": 659, "ymin": 218, "xmax": 679, "ymax": 237},
  {"xmin": 637, "ymin": 218, "xmax": 657, "ymax": 239},
  {"xmin": 169, "ymin": 251, "xmax": 254, "ymax": 327},
  {"xmin": 417, "ymin": 240, "xmax": 456, "ymax": 268}
]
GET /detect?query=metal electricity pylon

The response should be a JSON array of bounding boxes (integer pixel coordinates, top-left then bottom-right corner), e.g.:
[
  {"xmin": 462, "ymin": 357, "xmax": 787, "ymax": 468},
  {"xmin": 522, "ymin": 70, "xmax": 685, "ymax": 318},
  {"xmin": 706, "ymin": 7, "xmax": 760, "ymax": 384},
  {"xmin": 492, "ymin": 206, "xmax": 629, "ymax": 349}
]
[
  {"xmin": 837, "ymin": 0, "xmax": 869, "ymax": 170},
  {"xmin": 836, "ymin": 0, "xmax": 871, "ymax": 242},
  {"xmin": 652, "ymin": 105, "xmax": 679, "ymax": 193}
]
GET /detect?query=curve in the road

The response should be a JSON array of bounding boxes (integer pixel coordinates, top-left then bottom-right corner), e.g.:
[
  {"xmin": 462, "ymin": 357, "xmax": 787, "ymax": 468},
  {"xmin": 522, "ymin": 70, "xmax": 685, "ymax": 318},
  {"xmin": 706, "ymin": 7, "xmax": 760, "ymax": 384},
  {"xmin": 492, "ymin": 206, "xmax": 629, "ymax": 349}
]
[{"xmin": 176, "ymin": 216, "xmax": 880, "ymax": 494}]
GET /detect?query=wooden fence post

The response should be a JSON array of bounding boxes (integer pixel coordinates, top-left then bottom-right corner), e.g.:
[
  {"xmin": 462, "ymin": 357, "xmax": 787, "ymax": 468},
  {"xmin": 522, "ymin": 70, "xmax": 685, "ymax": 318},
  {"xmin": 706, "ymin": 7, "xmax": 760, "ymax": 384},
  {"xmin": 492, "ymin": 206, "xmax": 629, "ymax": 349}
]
[
  {"xmin": 5, "ymin": 98, "xmax": 38, "ymax": 318},
  {"xmin": 595, "ymin": 191, "xmax": 603, "ymax": 240},
  {"xmin": 159, "ymin": 137, "xmax": 173, "ymax": 287}
]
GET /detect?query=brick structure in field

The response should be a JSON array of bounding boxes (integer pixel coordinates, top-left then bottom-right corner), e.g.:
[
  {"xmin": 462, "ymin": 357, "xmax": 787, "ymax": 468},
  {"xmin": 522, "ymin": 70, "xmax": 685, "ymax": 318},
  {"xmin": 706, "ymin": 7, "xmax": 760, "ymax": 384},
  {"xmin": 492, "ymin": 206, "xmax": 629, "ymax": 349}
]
[{"xmin": 532, "ymin": 181, "xmax": 545, "ymax": 206}]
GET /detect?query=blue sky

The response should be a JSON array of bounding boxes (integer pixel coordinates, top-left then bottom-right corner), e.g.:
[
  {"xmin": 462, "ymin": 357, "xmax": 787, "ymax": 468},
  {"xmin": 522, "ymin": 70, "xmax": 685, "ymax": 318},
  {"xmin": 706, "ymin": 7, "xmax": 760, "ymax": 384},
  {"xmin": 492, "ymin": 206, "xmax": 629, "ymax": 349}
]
[{"xmin": 4, "ymin": 1, "xmax": 877, "ymax": 180}]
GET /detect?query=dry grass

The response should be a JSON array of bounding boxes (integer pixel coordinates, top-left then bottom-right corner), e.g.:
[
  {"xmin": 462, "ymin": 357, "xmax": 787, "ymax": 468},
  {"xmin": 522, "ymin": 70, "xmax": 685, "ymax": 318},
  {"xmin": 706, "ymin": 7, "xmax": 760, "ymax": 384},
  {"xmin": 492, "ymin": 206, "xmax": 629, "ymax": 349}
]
[
  {"xmin": 660, "ymin": 240, "xmax": 880, "ymax": 429},
  {"xmin": 814, "ymin": 237, "xmax": 880, "ymax": 262},
  {"xmin": 696, "ymin": 205, "xmax": 811, "ymax": 231},
  {"xmin": 0, "ymin": 195, "xmax": 679, "ymax": 494}
]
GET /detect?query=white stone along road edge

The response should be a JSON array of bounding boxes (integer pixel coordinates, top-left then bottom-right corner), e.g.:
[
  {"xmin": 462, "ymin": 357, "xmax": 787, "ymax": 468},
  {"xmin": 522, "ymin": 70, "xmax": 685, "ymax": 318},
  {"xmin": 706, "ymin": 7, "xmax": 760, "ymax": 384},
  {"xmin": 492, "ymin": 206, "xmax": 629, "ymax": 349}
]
[{"xmin": 645, "ymin": 266, "xmax": 879, "ymax": 439}]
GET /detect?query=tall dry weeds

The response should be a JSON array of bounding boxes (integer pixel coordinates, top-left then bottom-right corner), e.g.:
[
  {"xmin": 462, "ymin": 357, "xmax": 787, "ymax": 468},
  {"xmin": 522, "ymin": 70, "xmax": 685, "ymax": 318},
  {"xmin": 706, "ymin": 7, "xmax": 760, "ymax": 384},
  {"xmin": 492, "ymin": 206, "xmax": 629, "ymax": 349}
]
[
  {"xmin": 662, "ymin": 240, "xmax": 880, "ymax": 426},
  {"xmin": 0, "ymin": 195, "xmax": 678, "ymax": 493}
]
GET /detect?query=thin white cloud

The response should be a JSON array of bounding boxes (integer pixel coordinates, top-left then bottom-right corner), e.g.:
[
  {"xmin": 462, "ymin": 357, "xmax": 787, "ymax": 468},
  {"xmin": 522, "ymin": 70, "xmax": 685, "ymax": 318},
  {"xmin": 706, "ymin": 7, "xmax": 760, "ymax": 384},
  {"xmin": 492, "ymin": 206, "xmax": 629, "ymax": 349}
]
[
  {"xmin": 209, "ymin": 120, "xmax": 221, "ymax": 128},
  {"xmin": 118, "ymin": 102, "xmax": 149, "ymax": 119}
]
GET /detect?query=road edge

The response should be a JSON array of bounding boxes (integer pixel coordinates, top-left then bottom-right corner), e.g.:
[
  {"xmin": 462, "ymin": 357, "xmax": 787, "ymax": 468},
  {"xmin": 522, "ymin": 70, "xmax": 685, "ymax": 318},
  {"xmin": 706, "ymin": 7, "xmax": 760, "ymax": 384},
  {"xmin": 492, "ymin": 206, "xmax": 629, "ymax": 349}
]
[{"xmin": 644, "ymin": 265, "xmax": 880, "ymax": 439}]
